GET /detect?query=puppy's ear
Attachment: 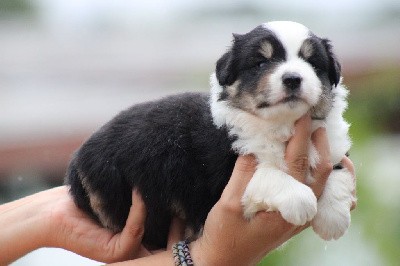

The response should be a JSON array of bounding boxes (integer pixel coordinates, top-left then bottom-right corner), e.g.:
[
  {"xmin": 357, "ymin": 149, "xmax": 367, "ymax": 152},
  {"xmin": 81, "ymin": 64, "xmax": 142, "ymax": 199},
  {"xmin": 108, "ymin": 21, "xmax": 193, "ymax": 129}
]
[
  {"xmin": 232, "ymin": 33, "xmax": 244, "ymax": 40},
  {"xmin": 216, "ymin": 50, "xmax": 236, "ymax": 86},
  {"xmin": 322, "ymin": 39, "xmax": 341, "ymax": 87},
  {"xmin": 216, "ymin": 34, "xmax": 242, "ymax": 86}
]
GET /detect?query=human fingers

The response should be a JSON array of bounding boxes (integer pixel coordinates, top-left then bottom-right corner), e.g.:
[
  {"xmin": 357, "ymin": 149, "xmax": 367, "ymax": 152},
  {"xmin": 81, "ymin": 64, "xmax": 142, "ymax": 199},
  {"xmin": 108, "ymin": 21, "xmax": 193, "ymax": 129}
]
[
  {"xmin": 113, "ymin": 189, "xmax": 147, "ymax": 258},
  {"xmin": 310, "ymin": 127, "xmax": 333, "ymax": 198},
  {"xmin": 342, "ymin": 156, "xmax": 355, "ymax": 176},
  {"xmin": 341, "ymin": 156, "xmax": 357, "ymax": 210},
  {"xmin": 285, "ymin": 113, "xmax": 312, "ymax": 182},
  {"xmin": 166, "ymin": 217, "xmax": 186, "ymax": 250},
  {"xmin": 220, "ymin": 155, "xmax": 257, "ymax": 203},
  {"xmin": 135, "ymin": 246, "xmax": 152, "ymax": 258}
]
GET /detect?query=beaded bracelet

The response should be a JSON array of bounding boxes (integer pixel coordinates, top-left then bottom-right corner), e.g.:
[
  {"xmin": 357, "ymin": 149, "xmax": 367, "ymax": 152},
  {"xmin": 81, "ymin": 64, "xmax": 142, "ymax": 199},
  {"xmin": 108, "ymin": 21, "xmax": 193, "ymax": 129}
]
[{"xmin": 172, "ymin": 240, "xmax": 194, "ymax": 266}]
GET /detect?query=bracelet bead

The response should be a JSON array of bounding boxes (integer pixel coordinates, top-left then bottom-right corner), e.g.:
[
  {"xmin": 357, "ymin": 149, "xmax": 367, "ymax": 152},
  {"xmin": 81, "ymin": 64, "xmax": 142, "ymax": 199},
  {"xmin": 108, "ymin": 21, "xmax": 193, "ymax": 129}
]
[{"xmin": 172, "ymin": 240, "xmax": 194, "ymax": 266}]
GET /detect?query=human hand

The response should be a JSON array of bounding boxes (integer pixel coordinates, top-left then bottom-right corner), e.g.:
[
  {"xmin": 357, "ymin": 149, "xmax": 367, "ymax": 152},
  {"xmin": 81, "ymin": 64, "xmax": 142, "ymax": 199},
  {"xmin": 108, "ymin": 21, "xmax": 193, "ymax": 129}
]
[
  {"xmin": 37, "ymin": 186, "xmax": 149, "ymax": 263},
  {"xmin": 341, "ymin": 155, "xmax": 357, "ymax": 210},
  {"xmin": 0, "ymin": 183, "xmax": 190, "ymax": 265},
  {"xmin": 190, "ymin": 114, "xmax": 356, "ymax": 266},
  {"xmin": 0, "ymin": 186, "xmax": 149, "ymax": 264},
  {"xmin": 47, "ymin": 186, "xmax": 189, "ymax": 263}
]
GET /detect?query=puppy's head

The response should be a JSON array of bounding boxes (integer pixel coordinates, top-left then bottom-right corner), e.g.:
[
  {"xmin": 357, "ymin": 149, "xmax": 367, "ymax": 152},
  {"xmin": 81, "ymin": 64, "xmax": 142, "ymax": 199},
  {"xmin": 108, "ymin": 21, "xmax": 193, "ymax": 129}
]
[{"xmin": 215, "ymin": 21, "xmax": 341, "ymax": 121}]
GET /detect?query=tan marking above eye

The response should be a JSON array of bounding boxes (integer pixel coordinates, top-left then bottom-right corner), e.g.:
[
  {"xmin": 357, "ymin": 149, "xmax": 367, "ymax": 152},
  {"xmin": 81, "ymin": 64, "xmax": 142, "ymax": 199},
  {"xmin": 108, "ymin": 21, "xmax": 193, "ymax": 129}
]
[
  {"xmin": 301, "ymin": 42, "xmax": 314, "ymax": 59},
  {"xmin": 260, "ymin": 42, "xmax": 273, "ymax": 59},
  {"xmin": 226, "ymin": 83, "xmax": 238, "ymax": 97}
]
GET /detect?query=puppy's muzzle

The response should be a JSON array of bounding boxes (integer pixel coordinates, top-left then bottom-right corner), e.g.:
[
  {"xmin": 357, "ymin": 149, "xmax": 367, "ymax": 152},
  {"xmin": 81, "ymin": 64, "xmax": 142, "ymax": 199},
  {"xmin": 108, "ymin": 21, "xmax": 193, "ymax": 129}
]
[{"xmin": 282, "ymin": 72, "xmax": 302, "ymax": 92}]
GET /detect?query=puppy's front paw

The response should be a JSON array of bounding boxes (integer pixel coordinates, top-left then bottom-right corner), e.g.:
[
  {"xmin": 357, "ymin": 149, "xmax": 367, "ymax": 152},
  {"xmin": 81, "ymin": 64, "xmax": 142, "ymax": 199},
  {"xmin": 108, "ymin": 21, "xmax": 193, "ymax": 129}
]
[
  {"xmin": 242, "ymin": 193, "xmax": 265, "ymax": 220},
  {"xmin": 277, "ymin": 184, "xmax": 317, "ymax": 226},
  {"xmin": 241, "ymin": 169, "xmax": 317, "ymax": 226},
  {"xmin": 312, "ymin": 202, "xmax": 350, "ymax": 240},
  {"xmin": 311, "ymin": 169, "xmax": 354, "ymax": 240}
]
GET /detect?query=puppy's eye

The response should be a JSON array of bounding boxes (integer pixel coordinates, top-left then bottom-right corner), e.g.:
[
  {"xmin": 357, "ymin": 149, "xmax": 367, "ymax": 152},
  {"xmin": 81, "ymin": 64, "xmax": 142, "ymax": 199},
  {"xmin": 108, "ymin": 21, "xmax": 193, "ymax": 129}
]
[{"xmin": 258, "ymin": 62, "xmax": 268, "ymax": 68}]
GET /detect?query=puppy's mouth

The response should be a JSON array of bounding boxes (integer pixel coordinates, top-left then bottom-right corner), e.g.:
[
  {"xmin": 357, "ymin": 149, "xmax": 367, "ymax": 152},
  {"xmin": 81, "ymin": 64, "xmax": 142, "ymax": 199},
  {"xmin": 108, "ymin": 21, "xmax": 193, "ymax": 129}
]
[
  {"xmin": 279, "ymin": 95, "xmax": 301, "ymax": 104},
  {"xmin": 257, "ymin": 95, "xmax": 305, "ymax": 109},
  {"xmin": 276, "ymin": 93, "xmax": 310, "ymax": 107}
]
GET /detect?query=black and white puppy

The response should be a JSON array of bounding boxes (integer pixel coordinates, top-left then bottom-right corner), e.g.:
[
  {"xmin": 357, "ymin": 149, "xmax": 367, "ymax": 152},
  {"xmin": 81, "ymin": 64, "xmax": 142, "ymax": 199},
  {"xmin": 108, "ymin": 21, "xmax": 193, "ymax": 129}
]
[{"xmin": 66, "ymin": 21, "xmax": 355, "ymax": 249}]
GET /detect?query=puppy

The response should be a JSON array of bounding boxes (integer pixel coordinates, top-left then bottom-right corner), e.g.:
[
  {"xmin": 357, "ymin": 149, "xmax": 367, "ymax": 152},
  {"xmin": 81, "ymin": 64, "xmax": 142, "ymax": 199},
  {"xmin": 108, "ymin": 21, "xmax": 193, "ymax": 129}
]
[{"xmin": 66, "ymin": 21, "xmax": 355, "ymax": 249}]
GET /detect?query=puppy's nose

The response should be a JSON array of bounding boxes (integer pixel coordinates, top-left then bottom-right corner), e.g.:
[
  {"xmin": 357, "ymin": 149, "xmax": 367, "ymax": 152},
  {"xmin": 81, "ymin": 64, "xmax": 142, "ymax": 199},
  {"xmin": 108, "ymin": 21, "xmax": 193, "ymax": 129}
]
[{"xmin": 282, "ymin": 72, "xmax": 302, "ymax": 91}]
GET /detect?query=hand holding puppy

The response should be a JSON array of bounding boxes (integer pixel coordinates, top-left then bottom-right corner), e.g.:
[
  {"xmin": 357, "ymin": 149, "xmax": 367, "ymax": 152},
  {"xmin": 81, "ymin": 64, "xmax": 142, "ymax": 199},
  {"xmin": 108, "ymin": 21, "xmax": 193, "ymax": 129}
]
[{"xmin": 189, "ymin": 114, "xmax": 356, "ymax": 266}]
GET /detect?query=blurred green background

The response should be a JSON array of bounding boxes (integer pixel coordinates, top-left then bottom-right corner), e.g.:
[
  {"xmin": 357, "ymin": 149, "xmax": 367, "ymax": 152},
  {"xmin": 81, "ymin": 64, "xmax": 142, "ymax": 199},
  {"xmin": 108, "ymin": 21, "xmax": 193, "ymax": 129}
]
[{"xmin": 1, "ymin": 1, "xmax": 399, "ymax": 265}]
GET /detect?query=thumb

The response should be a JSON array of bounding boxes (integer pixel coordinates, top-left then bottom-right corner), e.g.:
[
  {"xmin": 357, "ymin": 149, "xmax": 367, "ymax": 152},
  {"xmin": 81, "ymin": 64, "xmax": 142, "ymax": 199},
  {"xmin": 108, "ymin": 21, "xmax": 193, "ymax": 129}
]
[
  {"xmin": 115, "ymin": 189, "xmax": 147, "ymax": 258},
  {"xmin": 221, "ymin": 155, "xmax": 257, "ymax": 201},
  {"xmin": 166, "ymin": 217, "xmax": 186, "ymax": 249}
]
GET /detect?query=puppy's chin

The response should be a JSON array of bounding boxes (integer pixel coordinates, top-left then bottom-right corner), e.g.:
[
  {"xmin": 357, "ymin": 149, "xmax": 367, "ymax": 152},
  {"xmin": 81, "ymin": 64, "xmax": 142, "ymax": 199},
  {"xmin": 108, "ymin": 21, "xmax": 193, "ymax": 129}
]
[{"xmin": 255, "ymin": 99, "xmax": 310, "ymax": 122}]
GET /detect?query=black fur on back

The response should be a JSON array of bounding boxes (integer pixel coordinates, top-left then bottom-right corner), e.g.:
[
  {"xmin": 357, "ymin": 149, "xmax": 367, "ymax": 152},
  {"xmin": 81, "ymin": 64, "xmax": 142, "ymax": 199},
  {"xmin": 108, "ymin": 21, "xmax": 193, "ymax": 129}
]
[{"xmin": 66, "ymin": 92, "xmax": 237, "ymax": 249}]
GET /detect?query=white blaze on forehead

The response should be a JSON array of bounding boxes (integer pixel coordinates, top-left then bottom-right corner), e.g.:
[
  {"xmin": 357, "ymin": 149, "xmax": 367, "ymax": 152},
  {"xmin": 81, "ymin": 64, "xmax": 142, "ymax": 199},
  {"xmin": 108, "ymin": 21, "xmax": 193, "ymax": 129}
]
[{"xmin": 263, "ymin": 21, "xmax": 310, "ymax": 59}]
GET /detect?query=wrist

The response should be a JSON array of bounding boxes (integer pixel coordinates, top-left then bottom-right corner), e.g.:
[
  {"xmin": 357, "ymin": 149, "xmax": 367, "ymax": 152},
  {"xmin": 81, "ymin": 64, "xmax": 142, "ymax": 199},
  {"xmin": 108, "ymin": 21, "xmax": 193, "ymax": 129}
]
[
  {"xmin": 0, "ymin": 193, "xmax": 51, "ymax": 264},
  {"xmin": 189, "ymin": 240, "xmax": 211, "ymax": 266},
  {"xmin": 189, "ymin": 238, "xmax": 233, "ymax": 266},
  {"xmin": 189, "ymin": 235, "xmax": 260, "ymax": 266},
  {"xmin": 24, "ymin": 209, "xmax": 51, "ymax": 249}
]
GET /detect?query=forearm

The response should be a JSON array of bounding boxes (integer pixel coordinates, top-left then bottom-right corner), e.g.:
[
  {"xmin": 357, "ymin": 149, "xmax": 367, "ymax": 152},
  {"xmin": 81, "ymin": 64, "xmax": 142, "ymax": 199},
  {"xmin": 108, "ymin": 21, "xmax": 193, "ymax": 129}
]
[
  {"xmin": 0, "ymin": 193, "xmax": 49, "ymax": 264},
  {"xmin": 108, "ymin": 251, "xmax": 174, "ymax": 266}
]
